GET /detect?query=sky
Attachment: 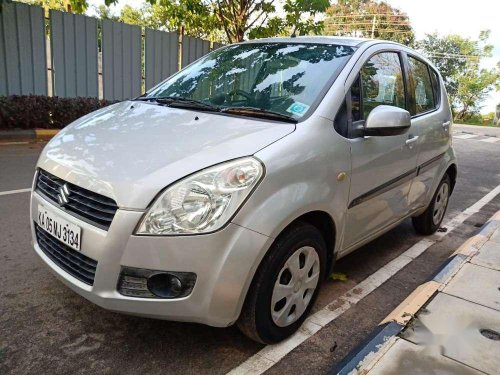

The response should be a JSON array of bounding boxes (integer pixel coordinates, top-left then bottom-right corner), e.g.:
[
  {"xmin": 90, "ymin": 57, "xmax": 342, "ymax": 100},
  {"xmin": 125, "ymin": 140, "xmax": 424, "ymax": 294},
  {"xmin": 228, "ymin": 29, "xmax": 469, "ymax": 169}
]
[
  {"xmin": 388, "ymin": 0, "xmax": 500, "ymax": 114},
  {"xmin": 88, "ymin": 0, "xmax": 500, "ymax": 113}
]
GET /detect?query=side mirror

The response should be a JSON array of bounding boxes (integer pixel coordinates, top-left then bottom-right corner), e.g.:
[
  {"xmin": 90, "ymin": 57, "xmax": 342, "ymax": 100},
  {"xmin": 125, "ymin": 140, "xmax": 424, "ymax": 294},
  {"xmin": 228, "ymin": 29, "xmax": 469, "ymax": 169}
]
[{"xmin": 364, "ymin": 105, "xmax": 411, "ymax": 136}]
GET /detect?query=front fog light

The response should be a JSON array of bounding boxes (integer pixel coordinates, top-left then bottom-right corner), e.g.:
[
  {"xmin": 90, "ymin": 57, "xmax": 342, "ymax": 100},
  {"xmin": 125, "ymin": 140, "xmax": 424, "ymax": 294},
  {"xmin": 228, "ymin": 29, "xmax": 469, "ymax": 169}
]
[
  {"xmin": 118, "ymin": 267, "xmax": 196, "ymax": 299},
  {"xmin": 147, "ymin": 273, "xmax": 182, "ymax": 298}
]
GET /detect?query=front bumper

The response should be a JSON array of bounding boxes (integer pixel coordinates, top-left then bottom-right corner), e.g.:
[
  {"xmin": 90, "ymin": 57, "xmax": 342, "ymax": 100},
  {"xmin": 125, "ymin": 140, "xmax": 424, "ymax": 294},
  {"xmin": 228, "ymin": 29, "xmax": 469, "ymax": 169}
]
[{"xmin": 30, "ymin": 191, "xmax": 272, "ymax": 327}]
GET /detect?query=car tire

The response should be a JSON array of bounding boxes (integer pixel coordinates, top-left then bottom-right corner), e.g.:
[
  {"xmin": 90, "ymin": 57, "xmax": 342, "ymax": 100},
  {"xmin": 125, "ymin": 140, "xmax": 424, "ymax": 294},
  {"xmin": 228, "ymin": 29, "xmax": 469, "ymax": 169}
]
[
  {"xmin": 412, "ymin": 173, "xmax": 451, "ymax": 235},
  {"xmin": 237, "ymin": 221, "xmax": 327, "ymax": 344}
]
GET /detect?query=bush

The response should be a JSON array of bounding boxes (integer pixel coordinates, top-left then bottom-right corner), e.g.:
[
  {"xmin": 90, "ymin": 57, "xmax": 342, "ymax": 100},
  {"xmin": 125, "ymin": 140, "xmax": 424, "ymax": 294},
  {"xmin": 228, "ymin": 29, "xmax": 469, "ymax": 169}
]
[
  {"xmin": 457, "ymin": 113, "xmax": 495, "ymax": 126},
  {"xmin": 0, "ymin": 95, "xmax": 115, "ymax": 130}
]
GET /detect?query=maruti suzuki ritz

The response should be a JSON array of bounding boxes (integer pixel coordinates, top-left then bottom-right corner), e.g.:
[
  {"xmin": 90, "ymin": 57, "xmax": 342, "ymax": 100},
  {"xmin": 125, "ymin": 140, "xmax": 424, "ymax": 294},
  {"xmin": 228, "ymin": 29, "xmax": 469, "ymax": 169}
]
[{"xmin": 31, "ymin": 36, "xmax": 456, "ymax": 343}]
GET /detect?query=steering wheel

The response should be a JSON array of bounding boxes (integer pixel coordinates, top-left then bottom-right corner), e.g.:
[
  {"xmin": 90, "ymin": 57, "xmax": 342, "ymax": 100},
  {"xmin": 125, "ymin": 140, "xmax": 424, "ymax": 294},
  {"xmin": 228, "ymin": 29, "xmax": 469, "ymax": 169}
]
[{"xmin": 227, "ymin": 89, "xmax": 254, "ymax": 103}]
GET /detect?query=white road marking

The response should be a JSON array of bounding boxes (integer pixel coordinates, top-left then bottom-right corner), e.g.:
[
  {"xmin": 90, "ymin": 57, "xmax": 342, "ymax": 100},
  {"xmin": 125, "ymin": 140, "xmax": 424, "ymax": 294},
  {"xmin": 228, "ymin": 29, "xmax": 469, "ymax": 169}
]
[
  {"xmin": 480, "ymin": 137, "xmax": 500, "ymax": 143},
  {"xmin": 228, "ymin": 184, "xmax": 500, "ymax": 375},
  {"xmin": 0, "ymin": 141, "xmax": 30, "ymax": 146},
  {"xmin": 453, "ymin": 134, "xmax": 478, "ymax": 139},
  {"xmin": 0, "ymin": 188, "xmax": 31, "ymax": 196}
]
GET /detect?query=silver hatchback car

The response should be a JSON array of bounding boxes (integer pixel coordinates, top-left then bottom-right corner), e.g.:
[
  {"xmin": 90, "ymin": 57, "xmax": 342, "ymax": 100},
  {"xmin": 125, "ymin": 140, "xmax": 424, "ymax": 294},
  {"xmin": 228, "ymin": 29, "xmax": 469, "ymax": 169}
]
[{"xmin": 31, "ymin": 36, "xmax": 456, "ymax": 343}]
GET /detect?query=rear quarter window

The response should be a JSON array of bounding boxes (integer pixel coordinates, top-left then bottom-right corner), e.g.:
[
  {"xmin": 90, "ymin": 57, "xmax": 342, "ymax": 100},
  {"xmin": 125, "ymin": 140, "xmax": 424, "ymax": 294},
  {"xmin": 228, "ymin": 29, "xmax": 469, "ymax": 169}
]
[{"xmin": 430, "ymin": 68, "xmax": 441, "ymax": 108}]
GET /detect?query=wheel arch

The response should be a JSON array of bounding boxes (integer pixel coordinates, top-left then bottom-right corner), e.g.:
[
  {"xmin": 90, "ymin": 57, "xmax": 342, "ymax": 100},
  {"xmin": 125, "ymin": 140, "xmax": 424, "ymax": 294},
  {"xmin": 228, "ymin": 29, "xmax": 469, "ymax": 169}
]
[
  {"xmin": 294, "ymin": 211, "xmax": 337, "ymax": 277},
  {"xmin": 266, "ymin": 210, "xmax": 337, "ymax": 279},
  {"xmin": 446, "ymin": 163, "xmax": 457, "ymax": 192}
]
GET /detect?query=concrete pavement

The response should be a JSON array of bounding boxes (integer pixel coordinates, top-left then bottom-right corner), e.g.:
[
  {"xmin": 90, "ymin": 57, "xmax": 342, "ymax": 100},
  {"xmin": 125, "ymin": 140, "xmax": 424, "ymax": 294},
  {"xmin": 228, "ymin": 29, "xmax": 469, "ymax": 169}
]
[{"xmin": 334, "ymin": 211, "xmax": 500, "ymax": 375}]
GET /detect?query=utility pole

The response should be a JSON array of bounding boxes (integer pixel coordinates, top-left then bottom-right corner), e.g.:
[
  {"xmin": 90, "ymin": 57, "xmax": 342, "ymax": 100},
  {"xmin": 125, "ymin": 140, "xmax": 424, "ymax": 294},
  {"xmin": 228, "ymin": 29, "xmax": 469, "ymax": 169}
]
[{"xmin": 371, "ymin": 15, "xmax": 376, "ymax": 38}]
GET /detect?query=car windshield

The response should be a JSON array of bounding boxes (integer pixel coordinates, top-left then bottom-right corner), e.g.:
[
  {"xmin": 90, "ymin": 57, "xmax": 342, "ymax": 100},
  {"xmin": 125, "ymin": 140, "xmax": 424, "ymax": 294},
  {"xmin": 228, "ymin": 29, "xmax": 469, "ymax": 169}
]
[{"xmin": 144, "ymin": 43, "xmax": 356, "ymax": 119}]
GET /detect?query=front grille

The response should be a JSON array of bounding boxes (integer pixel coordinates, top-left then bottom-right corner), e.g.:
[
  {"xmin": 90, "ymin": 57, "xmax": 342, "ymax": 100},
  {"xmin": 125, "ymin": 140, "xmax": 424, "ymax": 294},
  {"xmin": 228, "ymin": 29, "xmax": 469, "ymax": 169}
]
[
  {"xmin": 36, "ymin": 169, "xmax": 118, "ymax": 230},
  {"xmin": 35, "ymin": 224, "xmax": 97, "ymax": 285}
]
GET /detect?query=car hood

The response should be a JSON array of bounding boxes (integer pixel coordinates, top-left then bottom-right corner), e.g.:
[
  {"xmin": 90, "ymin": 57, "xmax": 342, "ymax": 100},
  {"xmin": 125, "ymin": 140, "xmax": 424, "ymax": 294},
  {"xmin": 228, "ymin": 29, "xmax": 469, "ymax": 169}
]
[{"xmin": 38, "ymin": 101, "xmax": 295, "ymax": 209}]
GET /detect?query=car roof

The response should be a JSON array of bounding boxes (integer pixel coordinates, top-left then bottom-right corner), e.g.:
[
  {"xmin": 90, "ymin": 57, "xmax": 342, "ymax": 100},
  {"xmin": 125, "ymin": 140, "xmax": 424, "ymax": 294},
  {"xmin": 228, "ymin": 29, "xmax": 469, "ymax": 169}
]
[{"xmin": 239, "ymin": 36, "xmax": 372, "ymax": 47}]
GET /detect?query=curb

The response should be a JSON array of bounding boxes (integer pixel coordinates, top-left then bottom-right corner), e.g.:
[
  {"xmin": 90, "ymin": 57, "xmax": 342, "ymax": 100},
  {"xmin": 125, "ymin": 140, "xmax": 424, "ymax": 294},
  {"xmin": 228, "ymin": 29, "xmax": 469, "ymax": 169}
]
[
  {"xmin": 330, "ymin": 211, "xmax": 500, "ymax": 375},
  {"xmin": 34, "ymin": 128, "xmax": 59, "ymax": 140},
  {"xmin": 0, "ymin": 128, "xmax": 59, "ymax": 143}
]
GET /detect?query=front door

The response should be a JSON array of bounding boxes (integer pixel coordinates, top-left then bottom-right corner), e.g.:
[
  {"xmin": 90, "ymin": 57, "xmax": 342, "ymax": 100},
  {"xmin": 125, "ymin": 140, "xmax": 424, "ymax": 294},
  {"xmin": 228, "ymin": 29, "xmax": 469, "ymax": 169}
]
[{"xmin": 342, "ymin": 50, "xmax": 419, "ymax": 251}]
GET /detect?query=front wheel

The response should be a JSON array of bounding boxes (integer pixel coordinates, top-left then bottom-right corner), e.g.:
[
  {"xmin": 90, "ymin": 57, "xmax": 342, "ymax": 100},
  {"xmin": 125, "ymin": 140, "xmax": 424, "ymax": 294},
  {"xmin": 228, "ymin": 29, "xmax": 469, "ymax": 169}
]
[
  {"xmin": 237, "ymin": 222, "xmax": 326, "ymax": 344},
  {"xmin": 412, "ymin": 174, "xmax": 451, "ymax": 235}
]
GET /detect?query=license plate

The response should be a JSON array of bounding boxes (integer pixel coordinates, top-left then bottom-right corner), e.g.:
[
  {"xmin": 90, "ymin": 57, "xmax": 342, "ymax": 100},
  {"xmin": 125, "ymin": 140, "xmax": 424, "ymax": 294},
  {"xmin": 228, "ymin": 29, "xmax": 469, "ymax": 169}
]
[{"xmin": 37, "ymin": 204, "xmax": 81, "ymax": 251}]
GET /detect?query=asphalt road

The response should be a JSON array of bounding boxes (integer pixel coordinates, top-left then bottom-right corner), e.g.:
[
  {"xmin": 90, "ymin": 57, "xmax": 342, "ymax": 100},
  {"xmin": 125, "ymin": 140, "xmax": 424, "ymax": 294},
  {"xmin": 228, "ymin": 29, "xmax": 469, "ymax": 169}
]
[
  {"xmin": 454, "ymin": 123, "xmax": 500, "ymax": 138},
  {"xmin": 1, "ymin": 125, "xmax": 500, "ymax": 374}
]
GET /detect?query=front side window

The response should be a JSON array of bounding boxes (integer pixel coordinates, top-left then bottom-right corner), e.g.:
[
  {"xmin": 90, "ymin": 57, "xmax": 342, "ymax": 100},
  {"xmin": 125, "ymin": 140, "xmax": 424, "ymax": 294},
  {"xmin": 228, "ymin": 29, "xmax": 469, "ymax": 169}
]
[
  {"xmin": 360, "ymin": 52, "xmax": 406, "ymax": 119},
  {"xmin": 408, "ymin": 56, "xmax": 434, "ymax": 114},
  {"xmin": 145, "ymin": 43, "xmax": 356, "ymax": 119}
]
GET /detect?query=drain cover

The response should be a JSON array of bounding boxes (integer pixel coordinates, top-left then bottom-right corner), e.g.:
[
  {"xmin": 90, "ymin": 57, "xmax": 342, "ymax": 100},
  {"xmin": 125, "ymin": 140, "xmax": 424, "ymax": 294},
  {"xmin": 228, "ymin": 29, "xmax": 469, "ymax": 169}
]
[{"xmin": 480, "ymin": 328, "xmax": 500, "ymax": 341}]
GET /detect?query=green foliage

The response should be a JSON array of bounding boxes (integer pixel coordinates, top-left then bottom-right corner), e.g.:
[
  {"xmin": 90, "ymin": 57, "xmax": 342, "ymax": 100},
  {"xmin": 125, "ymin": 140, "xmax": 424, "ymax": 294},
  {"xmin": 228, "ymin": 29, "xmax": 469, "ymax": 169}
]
[
  {"xmin": 250, "ymin": 0, "xmax": 329, "ymax": 39},
  {"xmin": 2, "ymin": 0, "xmax": 353, "ymax": 43},
  {"xmin": 147, "ymin": 0, "xmax": 218, "ymax": 38},
  {"xmin": 417, "ymin": 31, "xmax": 500, "ymax": 119},
  {"xmin": 119, "ymin": 4, "xmax": 146, "ymax": 25},
  {"xmin": 92, "ymin": 0, "xmax": 221, "ymax": 40},
  {"xmin": 93, "ymin": 4, "xmax": 118, "ymax": 20},
  {"xmin": 284, "ymin": 0, "xmax": 329, "ymax": 36},
  {"xmin": 214, "ymin": 0, "xmax": 277, "ymax": 43},
  {"xmin": 324, "ymin": 0, "xmax": 414, "ymax": 45},
  {"xmin": 17, "ymin": 0, "xmax": 67, "ymax": 12},
  {"xmin": 0, "ymin": 95, "xmax": 114, "ymax": 129},
  {"xmin": 458, "ymin": 113, "xmax": 497, "ymax": 126},
  {"xmin": 455, "ymin": 65, "xmax": 500, "ymax": 119}
]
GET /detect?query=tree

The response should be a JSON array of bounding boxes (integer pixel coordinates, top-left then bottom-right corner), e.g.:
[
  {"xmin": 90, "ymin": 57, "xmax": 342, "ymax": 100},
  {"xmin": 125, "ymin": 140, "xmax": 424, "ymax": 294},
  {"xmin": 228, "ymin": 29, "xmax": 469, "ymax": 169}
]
[
  {"xmin": 249, "ymin": 0, "xmax": 329, "ymax": 39},
  {"xmin": 146, "ymin": 0, "xmax": 218, "ymax": 38},
  {"xmin": 7, "ymin": 0, "xmax": 329, "ymax": 42},
  {"xmin": 94, "ymin": 4, "xmax": 118, "ymax": 20},
  {"xmin": 119, "ymin": 4, "xmax": 147, "ymax": 26},
  {"xmin": 17, "ymin": 0, "xmax": 77, "ymax": 13},
  {"xmin": 455, "ymin": 66, "xmax": 500, "ymax": 119},
  {"xmin": 214, "ymin": 0, "xmax": 276, "ymax": 43},
  {"xmin": 417, "ymin": 31, "xmax": 500, "ymax": 119},
  {"xmin": 324, "ymin": 0, "xmax": 414, "ymax": 45}
]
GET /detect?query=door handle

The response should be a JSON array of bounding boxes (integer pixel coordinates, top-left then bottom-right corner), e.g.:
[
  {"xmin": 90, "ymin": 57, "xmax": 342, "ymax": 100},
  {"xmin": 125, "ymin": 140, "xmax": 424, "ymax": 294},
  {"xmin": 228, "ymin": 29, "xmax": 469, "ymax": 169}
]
[
  {"xmin": 405, "ymin": 135, "xmax": 419, "ymax": 146},
  {"xmin": 442, "ymin": 120, "xmax": 451, "ymax": 128}
]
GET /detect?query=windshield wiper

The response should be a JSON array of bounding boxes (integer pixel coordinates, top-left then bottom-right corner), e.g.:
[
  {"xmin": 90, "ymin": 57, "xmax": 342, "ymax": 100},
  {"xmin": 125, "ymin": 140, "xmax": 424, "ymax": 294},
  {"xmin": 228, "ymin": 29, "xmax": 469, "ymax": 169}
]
[
  {"xmin": 148, "ymin": 96, "xmax": 221, "ymax": 112},
  {"xmin": 220, "ymin": 106, "xmax": 297, "ymax": 123},
  {"xmin": 134, "ymin": 96, "xmax": 220, "ymax": 112}
]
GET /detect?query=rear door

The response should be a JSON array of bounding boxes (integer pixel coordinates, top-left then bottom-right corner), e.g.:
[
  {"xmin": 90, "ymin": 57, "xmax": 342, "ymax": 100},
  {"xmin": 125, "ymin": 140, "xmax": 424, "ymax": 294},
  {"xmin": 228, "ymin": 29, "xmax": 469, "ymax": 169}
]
[
  {"xmin": 405, "ymin": 55, "xmax": 452, "ymax": 210},
  {"xmin": 342, "ymin": 49, "xmax": 420, "ymax": 251}
]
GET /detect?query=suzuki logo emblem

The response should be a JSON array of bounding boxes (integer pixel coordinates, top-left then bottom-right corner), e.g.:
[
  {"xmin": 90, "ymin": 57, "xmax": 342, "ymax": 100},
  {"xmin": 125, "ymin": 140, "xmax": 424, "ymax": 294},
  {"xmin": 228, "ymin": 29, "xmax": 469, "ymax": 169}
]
[{"xmin": 57, "ymin": 184, "xmax": 70, "ymax": 206}]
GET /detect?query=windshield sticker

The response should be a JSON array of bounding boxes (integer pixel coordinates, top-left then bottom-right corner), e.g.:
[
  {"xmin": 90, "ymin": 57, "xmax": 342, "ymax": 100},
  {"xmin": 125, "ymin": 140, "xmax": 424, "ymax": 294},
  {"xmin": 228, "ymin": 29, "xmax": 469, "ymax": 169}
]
[{"xmin": 286, "ymin": 102, "xmax": 310, "ymax": 116}]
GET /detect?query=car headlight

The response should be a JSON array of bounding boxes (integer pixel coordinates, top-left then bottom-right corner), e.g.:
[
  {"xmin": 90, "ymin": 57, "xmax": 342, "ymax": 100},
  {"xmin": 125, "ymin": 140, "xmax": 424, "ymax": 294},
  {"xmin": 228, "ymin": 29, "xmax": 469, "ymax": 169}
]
[{"xmin": 136, "ymin": 157, "xmax": 264, "ymax": 235}]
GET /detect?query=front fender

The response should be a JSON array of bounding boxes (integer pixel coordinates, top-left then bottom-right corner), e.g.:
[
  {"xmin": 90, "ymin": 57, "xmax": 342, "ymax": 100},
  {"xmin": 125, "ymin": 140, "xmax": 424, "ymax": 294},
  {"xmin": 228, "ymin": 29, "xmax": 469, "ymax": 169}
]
[{"xmin": 232, "ymin": 118, "xmax": 351, "ymax": 256}]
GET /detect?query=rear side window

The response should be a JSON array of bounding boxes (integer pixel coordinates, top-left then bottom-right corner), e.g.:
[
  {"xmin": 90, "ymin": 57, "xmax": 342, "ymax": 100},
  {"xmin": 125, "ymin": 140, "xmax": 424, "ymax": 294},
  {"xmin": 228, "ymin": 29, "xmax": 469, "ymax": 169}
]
[
  {"xmin": 360, "ymin": 52, "xmax": 406, "ymax": 119},
  {"xmin": 408, "ymin": 56, "xmax": 434, "ymax": 114}
]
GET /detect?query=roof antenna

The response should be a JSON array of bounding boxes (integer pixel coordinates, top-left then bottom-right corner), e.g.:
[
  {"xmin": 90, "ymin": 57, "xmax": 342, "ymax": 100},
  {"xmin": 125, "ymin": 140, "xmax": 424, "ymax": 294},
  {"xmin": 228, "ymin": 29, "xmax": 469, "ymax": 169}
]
[{"xmin": 291, "ymin": 27, "xmax": 297, "ymax": 38}]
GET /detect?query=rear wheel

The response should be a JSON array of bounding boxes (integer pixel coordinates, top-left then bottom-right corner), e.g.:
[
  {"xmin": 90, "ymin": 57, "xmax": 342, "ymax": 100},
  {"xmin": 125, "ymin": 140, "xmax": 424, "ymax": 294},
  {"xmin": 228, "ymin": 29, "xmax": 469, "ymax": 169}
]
[
  {"xmin": 412, "ymin": 174, "xmax": 451, "ymax": 235},
  {"xmin": 237, "ymin": 222, "xmax": 326, "ymax": 344}
]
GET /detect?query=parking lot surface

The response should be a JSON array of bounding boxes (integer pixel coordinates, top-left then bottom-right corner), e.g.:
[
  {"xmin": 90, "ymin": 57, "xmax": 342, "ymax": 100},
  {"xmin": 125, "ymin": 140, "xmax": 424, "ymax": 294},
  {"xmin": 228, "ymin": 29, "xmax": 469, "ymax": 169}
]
[{"xmin": 1, "ymin": 126, "xmax": 500, "ymax": 374}]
